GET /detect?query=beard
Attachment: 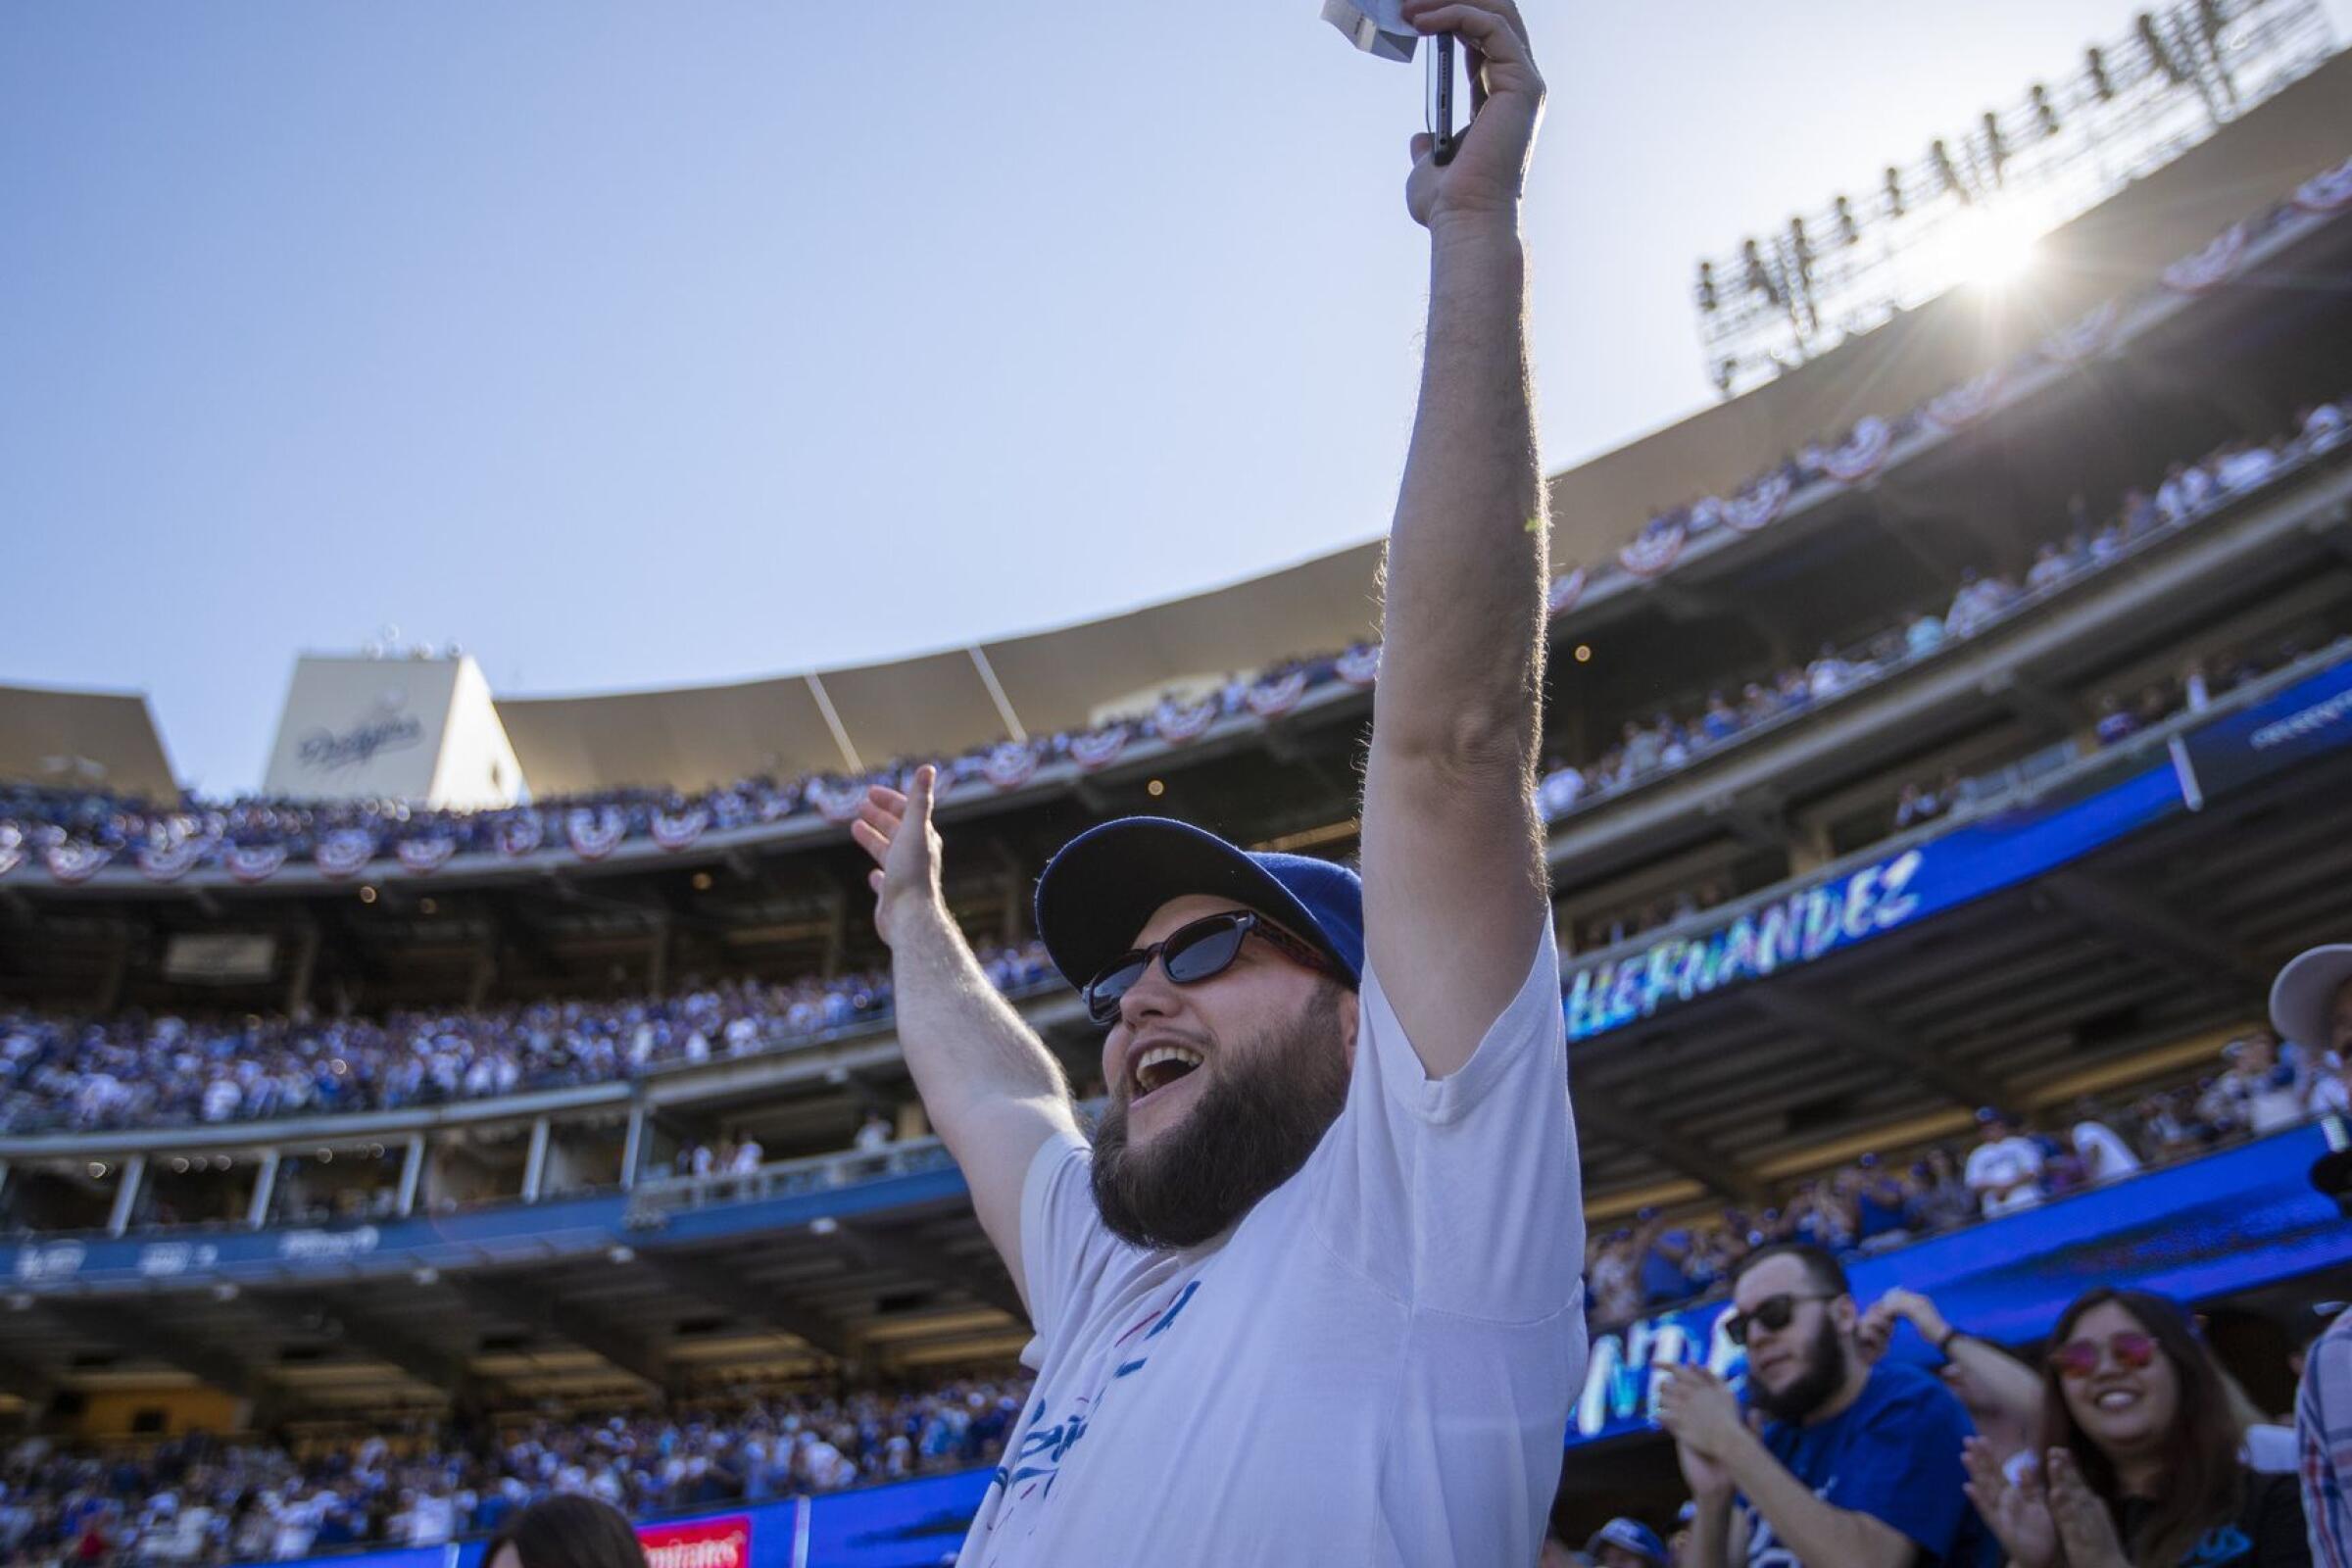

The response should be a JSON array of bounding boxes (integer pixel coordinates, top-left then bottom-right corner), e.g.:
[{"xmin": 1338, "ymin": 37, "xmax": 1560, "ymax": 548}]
[
  {"xmin": 1088, "ymin": 982, "xmax": 1350, "ymax": 1250},
  {"xmin": 1749, "ymin": 1312, "xmax": 1849, "ymax": 1425}
]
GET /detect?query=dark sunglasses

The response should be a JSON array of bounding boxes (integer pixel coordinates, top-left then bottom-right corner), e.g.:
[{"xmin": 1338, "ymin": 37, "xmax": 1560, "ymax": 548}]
[
  {"xmin": 1724, "ymin": 1292, "xmax": 1839, "ymax": 1347},
  {"xmin": 2047, "ymin": 1331, "xmax": 2158, "ymax": 1379},
  {"xmin": 1083, "ymin": 910, "xmax": 1335, "ymax": 1026}
]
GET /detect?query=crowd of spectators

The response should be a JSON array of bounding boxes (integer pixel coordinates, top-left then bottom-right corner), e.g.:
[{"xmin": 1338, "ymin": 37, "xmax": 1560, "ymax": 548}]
[
  {"xmin": 1888, "ymin": 630, "xmax": 2329, "ymax": 834},
  {"xmin": 0, "ymin": 651, "xmax": 1363, "ymax": 884},
  {"xmin": 1539, "ymin": 396, "xmax": 2350, "ymax": 830},
  {"xmin": 1584, "ymin": 1025, "xmax": 2345, "ymax": 1335},
  {"xmin": 0, "ymin": 1371, "xmax": 1033, "ymax": 1567},
  {"xmin": 0, "ymin": 947, "xmax": 1053, "ymax": 1137}
]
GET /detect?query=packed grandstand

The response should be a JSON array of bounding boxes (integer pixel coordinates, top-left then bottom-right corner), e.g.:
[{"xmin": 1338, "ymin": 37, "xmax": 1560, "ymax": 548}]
[{"xmin": 7, "ymin": 18, "xmax": 2352, "ymax": 1568}]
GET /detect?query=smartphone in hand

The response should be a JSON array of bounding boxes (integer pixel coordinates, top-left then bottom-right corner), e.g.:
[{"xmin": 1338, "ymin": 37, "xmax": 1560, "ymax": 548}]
[
  {"xmin": 1427, "ymin": 33, "xmax": 1459, "ymax": 165},
  {"xmin": 1424, "ymin": 32, "xmax": 1484, "ymax": 166}
]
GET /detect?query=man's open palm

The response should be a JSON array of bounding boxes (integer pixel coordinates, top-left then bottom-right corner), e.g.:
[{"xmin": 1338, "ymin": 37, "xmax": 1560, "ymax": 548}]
[{"xmin": 852, "ymin": 765, "xmax": 945, "ymax": 947}]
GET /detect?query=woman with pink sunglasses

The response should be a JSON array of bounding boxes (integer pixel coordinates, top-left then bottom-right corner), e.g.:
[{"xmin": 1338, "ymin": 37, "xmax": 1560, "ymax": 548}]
[{"xmin": 1962, "ymin": 1288, "xmax": 2308, "ymax": 1567}]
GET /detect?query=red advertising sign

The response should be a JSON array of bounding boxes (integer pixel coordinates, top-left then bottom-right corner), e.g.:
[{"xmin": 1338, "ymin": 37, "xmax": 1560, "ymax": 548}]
[{"xmin": 638, "ymin": 1515, "xmax": 752, "ymax": 1568}]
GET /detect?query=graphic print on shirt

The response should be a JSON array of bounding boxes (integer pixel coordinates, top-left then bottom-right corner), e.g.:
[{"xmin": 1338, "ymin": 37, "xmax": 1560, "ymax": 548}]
[
  {"xmin": 973, "ymin": 1279, "xmax": 1199, "ymax": 1557},
  {"xmin": 2180, "ymin": 1523, "xmax": 2254, "ymax": 1568},
  {"xmin": 1743, "ymin": 1477, "xmax": 1833, "ymax": 1568}
]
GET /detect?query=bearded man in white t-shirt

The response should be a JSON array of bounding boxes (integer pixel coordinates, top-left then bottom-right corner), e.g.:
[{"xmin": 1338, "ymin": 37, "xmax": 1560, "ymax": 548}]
[{"xmin": 848, "ymin": 3, "xmax": 1581, "ymax": 1560}]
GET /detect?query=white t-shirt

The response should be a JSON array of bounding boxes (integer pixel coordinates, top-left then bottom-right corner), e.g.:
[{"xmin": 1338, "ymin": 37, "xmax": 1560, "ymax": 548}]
[
  {"xmin": 1965, "ymin": 1137, "xmax": 2045, "ymax": 1217},
  {"xmin": 405, "ymin": 1494, "xmax": 455, "ymax": 1546},
  {"xmin": 957, "ymin": 929, "xmax": 1584, "ymax": 1567},
  {"xmin": 2311, "ymin": 1073, "xmax": 2352, "ymax": 1118},
  {"xmin": 2244, "ymin": 1423, "xmax": 2296, "ymax": 1474},
  {"xmin": 2072, "ymin": 1121, "xmax": 2142, "ymax": 1184}
]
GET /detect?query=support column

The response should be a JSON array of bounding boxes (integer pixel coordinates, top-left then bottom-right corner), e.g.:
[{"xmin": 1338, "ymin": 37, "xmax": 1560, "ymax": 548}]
[
  {"xmin": 466, "ymin": 948, "xmax": 498, "ymax": 1009},
  {"xmin": 284, "ymin": 926, "xmax": 321, "ymax": 1020},
  {"xmin": 396, "ymin": 1135, "xmax": 425, "ymax": 1217},
  {"xmin": 95, "ymin": 934, "xmax": 131, "ymax": 1015},
  {"xmin": 999, "ymin": 869, "xmax": 1025, "ymax": 948},
  {"xmin": 822, "ymin": 889, "xmax": 849, "ymax": 981},
  {"xmin": 106, "ymin": 1153, "xmax": 148, "ymax": 1238},
  {"xmin": 247, "ymin": 1150, "xmax": 281, "ymax": 1229},
  {"xmin": 620, "ymin": 1103, "xmax": 648, "ymax": 1192},
  {"xmin": 522, "ymin": 1117, "xmax": 552, "ymax": 1203}
]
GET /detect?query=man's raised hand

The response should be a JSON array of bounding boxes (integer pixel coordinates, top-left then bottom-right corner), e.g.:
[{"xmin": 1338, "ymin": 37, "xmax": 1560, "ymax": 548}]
[
  {"xmin": 1399, "ymin": 0, "xmax": 1544, "ymax": 229},
  {"xmin": 852, "ymin": 765, "xmax": 947, "ymax": 948}
]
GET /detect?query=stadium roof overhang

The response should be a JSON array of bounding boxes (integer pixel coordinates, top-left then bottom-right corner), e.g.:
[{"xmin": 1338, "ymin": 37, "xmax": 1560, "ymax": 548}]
[{"xmin": 0, "ymin": 683, "xmax": 179, "ymax": 802}]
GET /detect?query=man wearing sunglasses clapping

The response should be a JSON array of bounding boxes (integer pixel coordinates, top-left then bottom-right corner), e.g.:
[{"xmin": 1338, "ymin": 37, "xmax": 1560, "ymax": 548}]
[
  {"xmin": 1657, "ymin": 1244, "xmax": 1999, "ymax": 1567},
  {"xmin": 848, "ymin": 1, "xmax": 1580, "ymax": 1561}
]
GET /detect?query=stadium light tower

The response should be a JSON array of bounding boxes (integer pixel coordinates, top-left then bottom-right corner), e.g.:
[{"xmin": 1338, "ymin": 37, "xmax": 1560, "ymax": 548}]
[{"xmin": 1691, "ymin": 0, "xmax": 2336, "ymax": 395}]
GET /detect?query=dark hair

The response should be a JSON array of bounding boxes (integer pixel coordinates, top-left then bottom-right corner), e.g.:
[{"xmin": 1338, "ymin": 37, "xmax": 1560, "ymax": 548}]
[
  {"xmin": 484, "ymin": 1495, "xmax": 646, "ymax": 1568},
  {"xmin": 2035, "ymin": 1288, "xmax": 2241, "ymax": 1568},
  {"xmin": 1730, "ymin": 1241, "xmax": 1850, "ymax": 1298}
]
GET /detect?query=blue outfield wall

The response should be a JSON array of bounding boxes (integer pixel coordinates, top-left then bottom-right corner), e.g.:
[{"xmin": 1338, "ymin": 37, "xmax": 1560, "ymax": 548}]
[{"xmin": 798, "ymin": 1470, "xmax": 995, "ymax": 1568}]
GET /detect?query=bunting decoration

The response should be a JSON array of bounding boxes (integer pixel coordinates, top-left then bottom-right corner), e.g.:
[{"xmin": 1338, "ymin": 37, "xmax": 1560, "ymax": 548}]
[
  {"xmin": 807, "ymin": 781, "xmax": 865, "ymax": 826},
  {"xmin": 43, "ymin": 842, "xmax": 115, "ymax": 885},
  {"xmin": 650, "ymin": 807, "xmax": 710, "ymax": 853},
  {"xmin": 982, "ymin": 742, "xmax": 1039, "ymax": 792},
  {"xmin": 1818, "ymin": 416, "xmax": 1893, "ymax": 485},
  {"xmin": 1923, "ymin": 370, "xmax": 2006, "ymax": 434},
  {"xmin": 2160, "ymin": 223, "xmax": 2247, "ymax": 297},
  {"xmin": 137, "ymin": 839, "xmax": 214, "ymax": 883},
  {"xmin": 495, "ymin": 814, "xmax": 545, "ymax": 858},
  {"xmin": 565, "ymin": 807, "xmax": 628, "ymax": 859},
  {"xmin": 2290, "ymin": 156, "xmax": 2352, "ymax": 215},
  {"xmin": 2040, "ymin": 301, "xmax": 2118, "ymax": 366},
  {"xmin": 1617, "ymin": 514, "xmax": 1688, "ymax": 579},
  {"xmin": 1723, "ymin": 472, "xmax": 1794, "ymax": 534},
  {"xmin": 1545, "ymin": 565, "xmax": 1590, "ymax": 617},
  {"xmin": 1336, "ymin": 645, "xmax": 1382, "ymax": 688},
  {"xmin": 0, "ymin": 824, "xmax": 23, "ymax": 879},
  {"xmin": 1152, "ymin": 696, "xmax": 1219, "ymax": 745},
  {"xmin": 1070, "ymin": 727, "xmax": 1130, "ymax": 771},
  {"xmin": 315, "ymin": 829, "xmax": 377, "ymax": 881},
  {"xmin": 396, "ymin": 836, "xmax": 459, "ymax": 876},
  {"xmin": 1244, "ymin": 670, "xmax": 1308, "ymax": 719},
  {"xmin": 224, "ymin": 844, "xmax": 288, "ymax": 885}
]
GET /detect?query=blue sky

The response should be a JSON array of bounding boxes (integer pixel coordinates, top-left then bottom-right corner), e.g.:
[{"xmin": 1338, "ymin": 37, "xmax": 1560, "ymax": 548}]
[{"xmin": 5, "ymin": 2, "xmax": 2346, "ymax": 794}]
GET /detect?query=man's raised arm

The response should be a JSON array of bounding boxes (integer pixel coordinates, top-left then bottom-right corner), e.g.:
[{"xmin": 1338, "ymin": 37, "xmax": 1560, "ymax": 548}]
[
  {"xmin": 855, "ymin": 768, "xmax": 1083, "ymax": 1310},
  {"xmin": 1361, "ymin": 0, "xmax": 1553, "ymax": 1078}
]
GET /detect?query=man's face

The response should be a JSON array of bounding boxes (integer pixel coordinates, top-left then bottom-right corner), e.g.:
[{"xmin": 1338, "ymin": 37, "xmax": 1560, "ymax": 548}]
[
  {"xmin": 1733, "ymin": 1253, "xmax": 1853, "ymax": 1423},
  {"xmin": 1089, "ymin": 895, "xmax": 1358, "ymax": 1250}
]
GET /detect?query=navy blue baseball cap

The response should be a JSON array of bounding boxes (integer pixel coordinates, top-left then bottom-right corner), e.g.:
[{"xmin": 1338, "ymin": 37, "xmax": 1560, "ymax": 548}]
[
  {"xmin": 1034, "ymin": 816, "xmax": 1364, "ymax": 996},
  {"xmin": 1586, "ymin": 1519, "xmax": 1668, "ymax": 1564}
]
